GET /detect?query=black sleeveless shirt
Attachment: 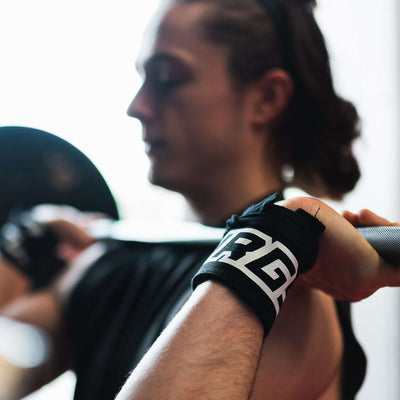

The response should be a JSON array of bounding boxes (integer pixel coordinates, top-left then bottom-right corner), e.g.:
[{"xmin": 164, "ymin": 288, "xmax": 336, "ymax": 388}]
[{"xmin": 66, "ymin": 239, "xmax": 366, "ymax": 400}]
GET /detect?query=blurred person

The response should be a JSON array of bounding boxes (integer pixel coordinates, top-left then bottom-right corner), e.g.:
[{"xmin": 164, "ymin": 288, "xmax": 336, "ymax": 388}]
[
  {"xmin": 0, "ymin": 126, "xmax": 118, "ymax": 310},
  {"xmin": 1, "ymin": 1, "xmax": 400, "ymax": 399}
]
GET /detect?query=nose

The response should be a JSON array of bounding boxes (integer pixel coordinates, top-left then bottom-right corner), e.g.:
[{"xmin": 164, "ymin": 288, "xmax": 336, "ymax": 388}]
[{"xmin": 127, "ymin": 85, "xmax": 153, "ymax": 124}]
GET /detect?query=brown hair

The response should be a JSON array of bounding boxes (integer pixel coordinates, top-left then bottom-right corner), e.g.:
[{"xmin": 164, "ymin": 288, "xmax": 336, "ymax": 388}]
[{"xmin": 178, "ymin": 0, "xmax": 360, "ymax": 199}]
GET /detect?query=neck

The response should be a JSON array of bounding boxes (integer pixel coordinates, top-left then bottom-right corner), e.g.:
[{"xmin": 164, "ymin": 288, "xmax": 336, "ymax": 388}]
[
  {"xmin": 179, "ymin": 130, "xmax": 284, "ymax": 226},
  {"xmin": 183, "ymin": 172, "xmax": 283, "ymax": 227}
]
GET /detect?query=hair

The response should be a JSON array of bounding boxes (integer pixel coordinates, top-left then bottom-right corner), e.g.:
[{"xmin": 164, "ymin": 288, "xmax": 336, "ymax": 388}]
[{"xmin": 177, "ymin": 0, "xmax": 361, "ymax": 199}]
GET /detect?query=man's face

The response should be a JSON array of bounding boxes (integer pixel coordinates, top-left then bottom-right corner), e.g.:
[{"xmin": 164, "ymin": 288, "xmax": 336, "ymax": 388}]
[{"xmin": 128, "ymin": 2, "xmax": 257, "ymax": 195}]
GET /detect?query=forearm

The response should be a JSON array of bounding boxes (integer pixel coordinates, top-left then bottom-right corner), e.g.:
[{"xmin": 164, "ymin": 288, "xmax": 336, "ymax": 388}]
[
  {"xmin": 116, "ymin": 195, "xmax": 324, "ymax": 400},
  {"xmin": 0, "ymin": 290, "xmax": 71, "ymax": 398},
  {"xmin": 0, "ymin": 257, "xmax": 29, "ymax": 310},
  {"xmin": 0, "ymin": 257, "xmax": 66, "ymax": 396},
  {"xmin": 116, "ymin": 281, "xmax": 264, "ymax": 400}
]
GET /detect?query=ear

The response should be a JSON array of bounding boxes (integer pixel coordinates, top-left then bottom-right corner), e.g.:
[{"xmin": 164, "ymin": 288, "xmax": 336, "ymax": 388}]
[{"xmin": 250, "ymin": 68, "xmax": 294, "ymax": 126}]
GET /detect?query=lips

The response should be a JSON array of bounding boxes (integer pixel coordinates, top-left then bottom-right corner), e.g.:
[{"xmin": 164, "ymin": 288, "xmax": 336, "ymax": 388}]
[{"xmin": 144, "ymin": 138, "xmax": 168, "ymax": 159}]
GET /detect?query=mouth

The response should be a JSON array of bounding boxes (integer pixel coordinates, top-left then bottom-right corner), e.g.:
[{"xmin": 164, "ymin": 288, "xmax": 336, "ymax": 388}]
[{"xmin": 143, "ymin": 138, "xmax": 168, "ymax": 160}]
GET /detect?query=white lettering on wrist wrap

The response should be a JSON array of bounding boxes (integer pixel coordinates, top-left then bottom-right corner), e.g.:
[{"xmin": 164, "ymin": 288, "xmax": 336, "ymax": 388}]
[{"xmin": 192, "ymin": 193, "xmax": 325, "ymax": 337}]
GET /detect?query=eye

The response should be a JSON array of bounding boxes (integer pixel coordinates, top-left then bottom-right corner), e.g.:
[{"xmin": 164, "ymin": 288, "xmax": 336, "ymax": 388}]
[
  {"xmin": 147, "ymin": 68, "xmax": 179, "ymax": 94},
  {"xmin": 150, "ymin": 69, "xmax": 178, "ymax": 92},
  {"xmin": 145, "ymin": 60, "xmax": 190, "ymax": 95}
]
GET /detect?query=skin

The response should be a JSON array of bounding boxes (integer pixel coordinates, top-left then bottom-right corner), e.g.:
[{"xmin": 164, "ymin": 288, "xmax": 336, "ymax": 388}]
[
  {"xmin": 118, "ymin": 2, "xmax": 364, "ymax": 399},
  {"xmin": 128, "ymin": 1, "xmax": 291, "ymax": 226},
  {"xmin": 0, "ymin": 206, "xmax": 99, "ymax": 397},
  {"xmin": 115, "ymin": 197, "xmax": 400, "ymax": 400},
  {"xmin": 0, "ymin": 258, "xmax": 29, "ymax": 310},
  {"xmin": 2, "ymin": 1, "xmax": 400, "ymax": 399}
]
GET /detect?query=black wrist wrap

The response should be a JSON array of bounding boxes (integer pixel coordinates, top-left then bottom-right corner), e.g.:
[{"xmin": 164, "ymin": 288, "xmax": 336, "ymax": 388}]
[
  {"xmin": 0, "ymin": 211, "xmax": 65, "ymax": 290},
  {"xmin": 192, "ymin": 193, "xmax": 325, "ymax": 337}
]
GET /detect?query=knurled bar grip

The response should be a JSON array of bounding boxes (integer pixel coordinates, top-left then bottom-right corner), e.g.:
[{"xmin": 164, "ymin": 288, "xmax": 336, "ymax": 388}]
[
  {"xmin": 93, "ymin": 223, "xmax": 400, "ymax": 267},
  {"xmin": 357, "ymin": 226, "xmax": 400, "ymax": 267}
]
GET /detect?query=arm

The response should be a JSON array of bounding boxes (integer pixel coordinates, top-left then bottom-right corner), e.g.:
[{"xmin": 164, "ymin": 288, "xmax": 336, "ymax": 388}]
[
  {"xmin": 116, "ymin": 196, "xmax": 324, "ymax": 400},
  {"xmin": 116, "ymin": 280, "xmax": 264, "ymax": 400},
  {"xmin": 117, "ymin": 196, "xmax": 400, "ymax": 400},
  {"xmin": 0, "ymin": 205, "xmax": 99, "ymax": 398},
  {"xmin": 0, "ymin": 286, "xmax": 72, "ymax": 398},
  {"xmin": 283, "ymin": 197, "xmax": 400, "ymax": 301},
  {"xmin": 0, "ymin": 240, "xmax": 109, "ymax": 399},
  {"xmin": 116, "ymin": 281, "xmax": 343, "ymax": 400},
  {"xmin": 0, "ymin": 256, "xmax": 29, "ymax": 310}
]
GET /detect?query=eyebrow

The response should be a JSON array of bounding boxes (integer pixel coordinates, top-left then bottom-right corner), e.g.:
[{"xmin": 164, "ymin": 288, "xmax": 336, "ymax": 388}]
[{"xmin": 136, "ymin": 53, "xmax": 184, "ymax": 74}]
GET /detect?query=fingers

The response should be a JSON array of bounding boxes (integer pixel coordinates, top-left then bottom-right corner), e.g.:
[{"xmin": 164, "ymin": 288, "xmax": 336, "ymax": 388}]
[
  {"xmin": 356, "ymin": 209, "xmax": 392, "ymax": 226},
  {"xmin": 30, "ymin": 204, "xmax": 98, "ymax": 249},
  {"xmin": 341, "ymin": 210, "xmax": 358, "ymax": 225},
  {"xmin": 373, "ymin": 256, "xmax": 400, "ymax": 289},
  {"xmin": 342, "ymin": 208, "xmax": 397, "ymax": 227},
  {"xmin": 46, "ymin": 219, "xmax": 95, "ymax": 249},
  {"xmin": 282, "ymin": 197, "xmax": 400, "ymax": 301}
]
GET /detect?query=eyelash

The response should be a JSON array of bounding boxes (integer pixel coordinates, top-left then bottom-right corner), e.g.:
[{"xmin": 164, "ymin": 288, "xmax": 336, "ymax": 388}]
[
  {"xmin": 144, "ymin": 65, "xmax": 185, "ymax": 95},
  {"xmin": 147, "ymin": 75, "xmax": 180, "ymax": 94}
]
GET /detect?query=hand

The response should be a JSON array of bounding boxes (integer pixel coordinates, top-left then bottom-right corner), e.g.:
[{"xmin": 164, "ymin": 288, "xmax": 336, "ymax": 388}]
[
  {"xmin": 31, "ymin": 204, "xmax": 103, "ymax": 263},
  {"xmin": 342, "ymin": 208, "xmax": 400, "ymax": 228},
  {"xmin": 0, "ymin": 204, "xmax": 104, "ymax": 290},
  {"xmin": 281, "ymin": 197, "xmax": 400, "ymax": 301}
]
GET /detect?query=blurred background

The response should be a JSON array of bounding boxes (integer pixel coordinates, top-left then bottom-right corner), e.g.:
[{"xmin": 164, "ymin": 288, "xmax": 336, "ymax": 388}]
[{"xmin": 0, "ymin": 0, "xmax": 399, "ymax": 398}]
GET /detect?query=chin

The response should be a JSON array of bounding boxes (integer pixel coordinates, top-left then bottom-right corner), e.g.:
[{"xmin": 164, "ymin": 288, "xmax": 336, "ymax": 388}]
[{"xmin": 147, "ymin": 168, "xmax": 181, "ymax": 192}]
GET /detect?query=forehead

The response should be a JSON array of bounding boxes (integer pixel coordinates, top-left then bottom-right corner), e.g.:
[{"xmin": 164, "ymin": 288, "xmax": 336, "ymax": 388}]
[{"xmin": 136, "ymin": 1, "xmax": 226, "ymax": 70}]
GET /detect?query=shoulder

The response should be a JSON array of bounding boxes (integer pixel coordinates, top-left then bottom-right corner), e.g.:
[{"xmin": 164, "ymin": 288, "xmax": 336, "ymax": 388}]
[{"xmin": 251, "ymin": 284, "xmax": 343, "ymax": 399}]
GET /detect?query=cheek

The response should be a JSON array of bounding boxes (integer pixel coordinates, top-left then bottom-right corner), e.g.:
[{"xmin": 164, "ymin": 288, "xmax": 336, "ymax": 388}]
[
  {"xmin": 158, "ymin": 82, "xmax": 248, "ymax": 173},
  {"xmin": 176, "ymin": 89, "xmax": 245, "ymax": 146},
  {"xmin": 178, "ymin": 116, "xmax": 246, "ymax": 175}
]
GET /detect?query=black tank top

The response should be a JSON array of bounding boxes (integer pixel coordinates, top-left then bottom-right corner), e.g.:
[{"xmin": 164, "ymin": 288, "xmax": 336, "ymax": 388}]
[{"xmin": 66, "ymin": 240, "xmax": 366, "ymax": 400}]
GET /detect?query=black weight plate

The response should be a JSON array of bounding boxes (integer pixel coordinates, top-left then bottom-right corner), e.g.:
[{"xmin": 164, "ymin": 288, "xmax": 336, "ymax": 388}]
[{"xmin": 0, "ymin": 126, "xmax": 119, "ymax": 225}]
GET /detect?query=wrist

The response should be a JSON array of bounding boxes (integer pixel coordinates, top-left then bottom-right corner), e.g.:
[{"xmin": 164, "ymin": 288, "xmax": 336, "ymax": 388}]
[
  {"xmin": 192, "ymin": 193, "xmax": 325, "ymax": 337},
  {"xmin": 193, "ymin": 280, "xmax": 264, "ymax": 337}
]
